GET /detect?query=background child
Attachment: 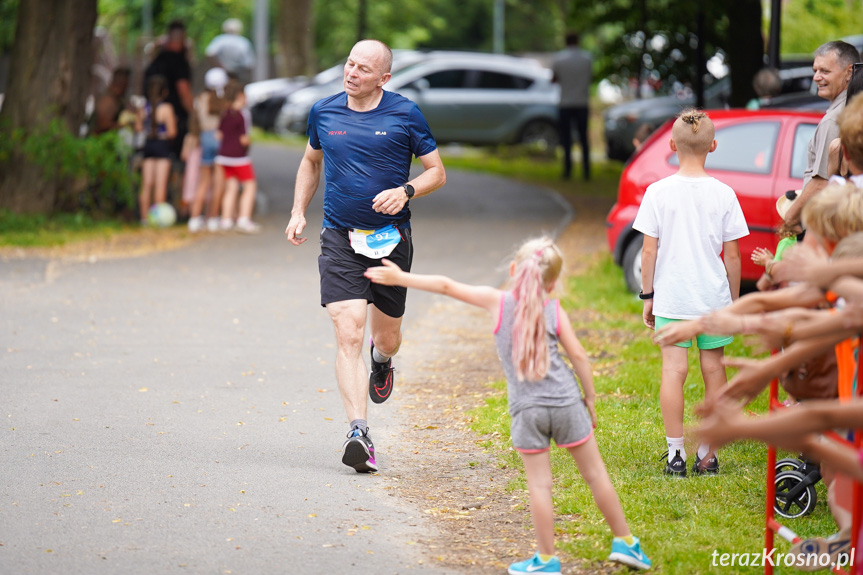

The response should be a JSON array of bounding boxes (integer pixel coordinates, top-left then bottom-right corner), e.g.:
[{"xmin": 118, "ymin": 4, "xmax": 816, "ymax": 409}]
[
  {"xmin": 180, "ymin": 110, "xmax": 201, "ymax": 219},
  {"xmin": 188, "ymin": 67, "xmax": 228, "ymax": 233},
  {"xmin": 137, "ymin": 74, "xmax": 177, "ymax": 224},
  {"xmin": 214, "ymin": 80, "xmax": 259, "ymax": 234},
  {"xmin": 751, "ymin": 190, "xmax": 801, "ymax": 291},
  {"xmin": 365, "ymin": 238, "xmax": 651, "ymax": 574},
  {"xmin": 634, "ymin": 108, "xmax": 749, "ymax": 477}
]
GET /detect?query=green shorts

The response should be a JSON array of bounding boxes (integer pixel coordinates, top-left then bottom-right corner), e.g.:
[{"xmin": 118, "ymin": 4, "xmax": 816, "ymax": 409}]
[{"xmin": 655, "ymin": 316, "xmax": 733, "ymax": 350}]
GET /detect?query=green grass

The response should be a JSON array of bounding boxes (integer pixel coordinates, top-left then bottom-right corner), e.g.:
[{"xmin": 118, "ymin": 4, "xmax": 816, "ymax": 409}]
[
  {"xmin": 468, "ymin": 254, "xmax": 837, "ymax": 574},
  {"xmin": 437, "ymin": 146, "xmax": 622, "ymax": 200},
  {"xmin": 0, "ymin": 210, "xmax": 130, "ymax": 247}
]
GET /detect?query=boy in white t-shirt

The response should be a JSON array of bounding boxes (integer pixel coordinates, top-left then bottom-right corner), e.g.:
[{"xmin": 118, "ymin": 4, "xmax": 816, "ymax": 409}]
[{"xmin": 633, "ymin": 109, "xmax": 749, "ymax": 477}]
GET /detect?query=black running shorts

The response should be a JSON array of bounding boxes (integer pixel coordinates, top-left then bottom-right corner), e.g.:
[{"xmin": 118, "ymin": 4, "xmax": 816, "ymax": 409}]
[{"xmin": 318, "ymin": 223, "xmax": 413, "ymax": 318}]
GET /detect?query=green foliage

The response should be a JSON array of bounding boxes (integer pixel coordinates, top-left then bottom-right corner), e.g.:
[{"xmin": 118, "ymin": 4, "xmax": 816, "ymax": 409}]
[
  {"xmin": 469, "ymin": 255, "xmax": 837, "ymax": 573},
  {"xmin": 0, "ymin": 119, "xmax": 137, "ymax": 215},
  {"xmin": 312, "ymin": 0, "xmax": 568, "ymax": 68},
  {"xmin": 0, "ymin": 0, "xmax": 18, "ymax": 52},
  {"xmin": 97, "ymin": 0, "xmax": 256, "ymax": 60},
  {"xmin": 781, "ymin": 0, "xmax": 863, "ymax": 55}
]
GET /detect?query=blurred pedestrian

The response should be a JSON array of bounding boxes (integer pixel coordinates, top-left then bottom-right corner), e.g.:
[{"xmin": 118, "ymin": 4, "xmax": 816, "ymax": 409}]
[
  {"xmin": 745, "ymin": 67, "xmax": 782, "ymax": 110},
  {"xmin": 188, "ymin": 68, "xmax": 229, "ymax": 233},
  {"xmin": 552, "ymin": 32, "xmax": 592, "ymax": 181},
  {"xmin": 215, "ymin": 80, "xmax": 259, "ymax": 233},
  {"xmin": 137, "ymin": 75, "xmax": 177, "ymax": 224},
  {"xmin": 205, "ymin": 18, "xmax": 256, "ymax": 83},
  {"xmin": 144, "ymin": 20, "xmax": 194, "ymax": 163},
  {"xmin": 90, "ymin": 67, "xmax": 131, "ymax": 136}
]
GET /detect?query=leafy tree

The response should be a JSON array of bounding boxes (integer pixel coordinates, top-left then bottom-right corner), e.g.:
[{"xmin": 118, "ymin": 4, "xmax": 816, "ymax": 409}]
[
  {"xmin": 0, "ymin": 0, "xmax": 97, "ymax": 213},
  {"xmin": 781, "ymin": 0, "xmax": 863, "ymax": 55}
]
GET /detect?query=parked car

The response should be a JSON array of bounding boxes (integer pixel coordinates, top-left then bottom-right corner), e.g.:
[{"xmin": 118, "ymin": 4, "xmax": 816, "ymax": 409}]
[
  {"xmin": 606, "ymin": 108, "xmax": 824, "ymax": 293},
  {"xmin": 603, "ymin": 65, "xmax": 817, "ymax": 162},
  {"xmin": 246, "ymin": 63, "xmax": 345, "ymax": 131},
  {"xmin": 273, "ymin": 50, "xmax": 427, "ymax": 135},
  {"xmin": 603, "ymin": 77, "xmax": 731, "ymax": 162},
  {"xmin": 276, "ymin": 51, "xmax": 560, "ymax": 148}
]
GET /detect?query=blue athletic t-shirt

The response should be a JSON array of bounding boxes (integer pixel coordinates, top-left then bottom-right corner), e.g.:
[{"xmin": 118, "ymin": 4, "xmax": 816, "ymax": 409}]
[{"xmin": 308, "ymin": 91, "xmax": 437, "ymax": 230}]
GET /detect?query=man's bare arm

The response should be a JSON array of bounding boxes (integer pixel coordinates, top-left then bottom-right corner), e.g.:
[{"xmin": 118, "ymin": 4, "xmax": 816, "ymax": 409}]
[
  {"xmin": 285, "ymin": 143, "xmax": 324, "ymax": 245},
  {"xmin": 783, "ymin": 176, "xmax": 828, "ymax": 226}
]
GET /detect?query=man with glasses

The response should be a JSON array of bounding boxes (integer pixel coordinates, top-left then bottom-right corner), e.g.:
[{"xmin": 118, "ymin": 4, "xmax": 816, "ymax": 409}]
[{"xmin": 783, "ymin": 40, "xmax": 860, "ymax": 226}]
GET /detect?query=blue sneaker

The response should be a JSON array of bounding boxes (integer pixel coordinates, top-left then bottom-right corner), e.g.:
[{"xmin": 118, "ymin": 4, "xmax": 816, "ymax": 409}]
[
  {"xmin": 341, "ymin": 427, "xmax": 378, "ymax": 473},
  {"xmin": 508, "ymin": 552, "xmax": 561, "ymax": 575},
  {"xmin": 608, "ymin": 537, "xmax": 651, "ymax": 570}
]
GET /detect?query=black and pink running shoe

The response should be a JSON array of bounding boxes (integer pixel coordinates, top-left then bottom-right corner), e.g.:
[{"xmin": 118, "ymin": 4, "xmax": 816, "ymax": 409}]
[
  {"xmin": 342, "ymin": 427, "xmax": 378, "ymax": 473},
  {"xmin": 368, "ymin": 343, "xmax": 394, "ymax": 404}
]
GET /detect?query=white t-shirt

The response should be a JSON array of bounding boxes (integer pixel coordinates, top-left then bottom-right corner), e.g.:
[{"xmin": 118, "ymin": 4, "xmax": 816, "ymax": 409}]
[
  {"xmin": 632, "ymin": 174, "xmax": 750, "ymax": 319},
  {"xmin": 829, "ymin": 174, "xmax": 863, "ymax": 187},
  {"xmin": 205, "ymin": 34, "xmax": 255, "ymax": 73}
]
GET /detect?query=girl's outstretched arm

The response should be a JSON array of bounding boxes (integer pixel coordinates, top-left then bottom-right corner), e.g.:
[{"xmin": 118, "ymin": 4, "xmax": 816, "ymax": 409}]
[
  {"xmin": 557, "ymin": 309, "xmax": 597, "ymax": 427},
  {"xmin": 365, "ymin": 259, "xmax": 501, "ymax": 316}
]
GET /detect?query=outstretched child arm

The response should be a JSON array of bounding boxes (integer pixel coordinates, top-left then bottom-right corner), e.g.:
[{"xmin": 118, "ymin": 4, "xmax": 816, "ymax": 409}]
[
  {"xmin": 365, "ymin": 259, "xmax": 501, "ymax": 316},
  {"xmin": 558, "ymin": 310, "xmax": 597, "ymax": 427},
  {"xmin": 698, "ymin": 398, "xmax": 863, "ymax": 481},
  {"xmin": 751, "ymin": 247, "xmax": 774, "ymax": 267}
]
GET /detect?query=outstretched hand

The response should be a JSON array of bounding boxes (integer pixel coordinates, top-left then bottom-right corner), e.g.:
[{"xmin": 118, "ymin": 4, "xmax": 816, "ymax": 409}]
[
  {"xmin": 715, "ymin": 356, "xmax": 773, "ymax": 405},
  {"xmin": 695, "ymin": 397, "xmax": 747, "ymax": 450},
  {"xmin": 364, "ymin": 259, "xmax": 405, "ymax": 286},
  {"xmin": 751, "ymin": 247, "xmax": 774, "ymax": 268},
  {"xmin": 654, "ymin": 318, "xmax": 701, "ymax": 346},
  {"xmin": 771, "ymin": 243, "xmax": 830, "ymax": 286}
]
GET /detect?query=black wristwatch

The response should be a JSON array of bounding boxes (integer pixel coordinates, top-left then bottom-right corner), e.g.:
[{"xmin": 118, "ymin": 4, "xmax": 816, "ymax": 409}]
[
  {"xmin": 403, "ymin": 184, "xmax": 415, "ymax": 199},
  {"xmin": 638, "ymin": 290, "xmax": 654, "ymax": 300}
]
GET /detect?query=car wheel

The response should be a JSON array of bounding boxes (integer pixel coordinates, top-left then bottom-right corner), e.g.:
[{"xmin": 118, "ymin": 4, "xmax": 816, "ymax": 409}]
[
  {"xmin": 518, "ymin": 120, "xmax": 558, "ymax": 153},
  {"xmin": 622, "ymin": 235, "xmax": 643, "ymax": 294}
]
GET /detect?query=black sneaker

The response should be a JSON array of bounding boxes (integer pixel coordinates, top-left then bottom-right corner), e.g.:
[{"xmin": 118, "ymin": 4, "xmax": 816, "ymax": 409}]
[
  {"xmin": 692, "ymin": 453, "xmax": 719, "ymax": 475},
  {"xmin": 662, "ymin": 449, "xmax": 687, "ymax": 477},
  {"xmin": 368, "ymin": 343, "xmax": 394, "ymax": 404},
  {"xmin": 341, "ymin": 427, "xmax": 378, "ymax": 473}
]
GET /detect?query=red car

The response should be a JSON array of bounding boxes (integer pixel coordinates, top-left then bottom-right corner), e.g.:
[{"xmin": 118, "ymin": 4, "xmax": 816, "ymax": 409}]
[{"xmin": 606, "ymin": 109, "xmax": 824, "ymax": 293}]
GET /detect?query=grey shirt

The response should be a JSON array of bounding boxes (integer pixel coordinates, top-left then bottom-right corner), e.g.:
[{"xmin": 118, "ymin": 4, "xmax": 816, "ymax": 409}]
[
  {"xmin": 804, "ymin": 89, "xmax": 847, "ymax": 189},
  {"xmin": 493, "ymin": 292, "xmax": 583, "ymax": 417},
  {"xmin": 552, "ymin": 47, "xmax": 592, "ymax": 108}
]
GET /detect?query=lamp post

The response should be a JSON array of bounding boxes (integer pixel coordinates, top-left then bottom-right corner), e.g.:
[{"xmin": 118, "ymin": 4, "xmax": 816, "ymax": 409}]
[
  {"xmin": 493, "ymin": 0, "xmax": 504, "ymax": 54},
  {"xmin": 254, "ymin": 0, "xmax": 269, "ymax": 81}
]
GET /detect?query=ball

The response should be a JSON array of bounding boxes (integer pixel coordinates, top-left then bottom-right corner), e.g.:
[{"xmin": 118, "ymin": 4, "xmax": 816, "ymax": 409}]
[{"xmin": 147, "ymin": 202, "xmax": 177, "ymax": 228}]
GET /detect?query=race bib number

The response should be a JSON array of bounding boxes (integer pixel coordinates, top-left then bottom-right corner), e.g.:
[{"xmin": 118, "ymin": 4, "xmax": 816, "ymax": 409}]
[{"xmin": 348, "ymin": 224, "xmax": 401, "ymax": 259}]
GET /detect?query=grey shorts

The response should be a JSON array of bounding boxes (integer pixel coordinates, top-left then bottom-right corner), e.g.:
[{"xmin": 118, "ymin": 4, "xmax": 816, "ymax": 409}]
[{"xmin": 511, "ymin": 402, "xmax": 593, "ymax": 453}]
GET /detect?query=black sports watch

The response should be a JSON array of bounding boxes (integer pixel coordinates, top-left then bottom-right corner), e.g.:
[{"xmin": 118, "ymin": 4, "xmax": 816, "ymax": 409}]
[
  {"xmin": 639, "ymin": 290, "xmax": 654, "ymax": 300},
  {"xmin": 403, "ymin": 184, "xmax": 415, "ymax": 199}
]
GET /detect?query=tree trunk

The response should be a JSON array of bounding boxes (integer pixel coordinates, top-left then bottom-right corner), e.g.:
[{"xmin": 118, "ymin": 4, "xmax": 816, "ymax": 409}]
[
  {"xmin": 0, "ymin": 0, "xmax": 97, "ymax": 213},
  {"xmin": 277, "ymin": 0, "xmax": 315, "ymax": 77},
  {"xmin": 725, "ymin": 0, "xmax": 764, "ymax": 108}
]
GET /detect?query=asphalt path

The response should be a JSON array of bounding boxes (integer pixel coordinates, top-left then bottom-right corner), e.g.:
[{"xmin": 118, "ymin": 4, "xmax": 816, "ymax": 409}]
[{"xmin": 0, "ymin": 143, "xmax": 571, "ymax": 574}]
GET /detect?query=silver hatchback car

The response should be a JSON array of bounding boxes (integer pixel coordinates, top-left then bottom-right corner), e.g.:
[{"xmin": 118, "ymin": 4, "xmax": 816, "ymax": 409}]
[{"xmin": 276, "ymin": 51, "xmax": 560, "ymax": 149}]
